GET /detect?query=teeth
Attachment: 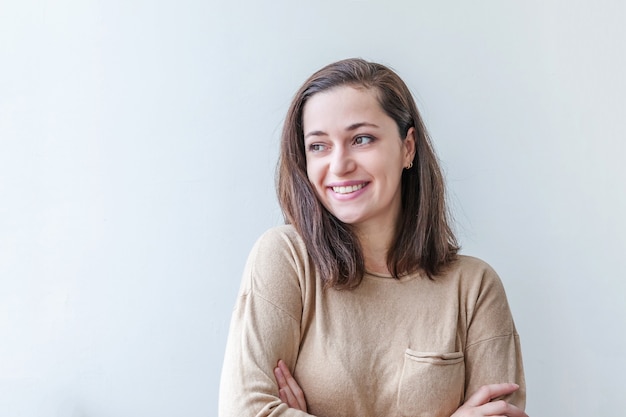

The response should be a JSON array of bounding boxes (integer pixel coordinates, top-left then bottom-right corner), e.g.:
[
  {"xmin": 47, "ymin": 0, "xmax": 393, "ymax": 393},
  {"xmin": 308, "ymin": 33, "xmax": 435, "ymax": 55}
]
[{"xmin": 332, "ymin": 184, "xmax": 365, "ymax": 194}]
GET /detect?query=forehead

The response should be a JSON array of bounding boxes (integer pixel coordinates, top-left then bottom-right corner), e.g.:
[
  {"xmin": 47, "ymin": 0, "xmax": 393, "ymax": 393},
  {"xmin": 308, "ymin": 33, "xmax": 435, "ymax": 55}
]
[{"xmin": 302, "ymin": 86, "xmax": 388, "ymax": 130}]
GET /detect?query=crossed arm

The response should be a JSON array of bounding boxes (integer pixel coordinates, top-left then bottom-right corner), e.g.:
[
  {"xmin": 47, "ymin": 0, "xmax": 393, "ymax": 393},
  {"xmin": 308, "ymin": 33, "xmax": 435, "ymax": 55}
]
[{"xmin": 274, "ymin": 360, "xmax": 529, "ymax": 417}]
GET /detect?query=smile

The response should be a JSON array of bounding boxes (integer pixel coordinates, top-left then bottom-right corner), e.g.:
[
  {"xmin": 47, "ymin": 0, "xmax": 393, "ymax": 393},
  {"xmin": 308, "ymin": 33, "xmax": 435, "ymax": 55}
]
[{"xmin": 332, "ymin": 183, "xmax": 366, "ymax": 194}]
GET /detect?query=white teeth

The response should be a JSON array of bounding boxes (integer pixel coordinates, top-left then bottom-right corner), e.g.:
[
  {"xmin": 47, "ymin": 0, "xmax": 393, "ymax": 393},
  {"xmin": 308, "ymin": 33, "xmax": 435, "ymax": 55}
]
[{"xmin": 332, "ymin": 184, "xmax": 365, "ymax": 194}]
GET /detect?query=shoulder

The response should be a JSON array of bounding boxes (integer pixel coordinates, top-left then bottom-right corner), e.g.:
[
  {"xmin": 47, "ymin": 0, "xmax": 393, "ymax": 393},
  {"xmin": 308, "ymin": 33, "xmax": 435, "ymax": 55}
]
[
  {"xmin": 443, "ymin": 255, "xmax": 510, "ymax": 308},
  {"xmin": 254, "ymin": 224, "xmax": 305, "ymax": 248},
  {"xmin": 449, "ymin": 254, "xmax": 497, "ymax": 275},
  {"xmin": 450, "ymin": 255, "xmax": 516, "ymax": 330},
  {"xmin": 249, "ymin": 225, "xmax": 308, "ymax": 266},
  {"xmin": 446, "ymin": 255, "xmax": 503, "ymax": 288},
  {"xmin": 240, "ymin": 225, "xmax": 312, "ymax": 303}
]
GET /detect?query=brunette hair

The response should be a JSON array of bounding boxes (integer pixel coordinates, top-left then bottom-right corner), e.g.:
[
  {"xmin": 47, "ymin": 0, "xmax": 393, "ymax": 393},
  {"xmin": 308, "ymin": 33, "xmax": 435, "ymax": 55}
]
[{"xmin": 277, "ymin": 58, "xmax": 459, "ymax": 289}]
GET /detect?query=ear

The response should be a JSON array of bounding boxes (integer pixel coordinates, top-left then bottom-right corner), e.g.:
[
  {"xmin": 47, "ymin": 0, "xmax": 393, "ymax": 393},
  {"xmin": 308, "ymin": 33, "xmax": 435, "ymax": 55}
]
[{"xmin": 403, "ymin": 127, "xmax": 416, "ymax": 166}]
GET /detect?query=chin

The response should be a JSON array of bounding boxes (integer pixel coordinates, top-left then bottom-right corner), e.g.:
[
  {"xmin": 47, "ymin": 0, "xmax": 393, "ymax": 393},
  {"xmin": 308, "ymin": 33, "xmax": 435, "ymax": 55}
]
[{"xmin": 332, "ymin": 214, "xmax": 363, "ymax": 225}]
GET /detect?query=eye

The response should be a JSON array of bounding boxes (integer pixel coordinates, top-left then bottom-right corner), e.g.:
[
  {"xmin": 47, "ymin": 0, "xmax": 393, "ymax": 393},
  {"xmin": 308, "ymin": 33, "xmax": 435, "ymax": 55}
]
[
  {"xmin": 353, "ymin": 135, "xmax": 374, "ymax": 146},
  {"xmin": 308, "ymin": 143, "xmax": 327, "ymax": 152}
]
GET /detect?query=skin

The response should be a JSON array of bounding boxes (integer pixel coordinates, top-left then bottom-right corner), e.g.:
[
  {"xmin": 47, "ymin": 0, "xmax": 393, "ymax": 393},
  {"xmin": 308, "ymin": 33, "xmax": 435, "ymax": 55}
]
[
  {"xmin": 275, "ymin": 86, "xmax": 529, "ymax": 416},
  {"xmin": 274, "ymin": 360, "xmax": 307, "ymax": 412},
  {"xmin": 302, "ymin": 85, "xmax": 415, "ymax": 274}
]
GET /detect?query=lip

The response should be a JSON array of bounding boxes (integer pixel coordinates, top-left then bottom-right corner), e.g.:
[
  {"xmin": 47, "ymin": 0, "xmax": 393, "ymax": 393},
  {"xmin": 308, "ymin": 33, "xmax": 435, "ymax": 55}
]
[
  {"xmin": 326, "ymin": 180, "xmax": 369, "ymax": 188},
  {"xmin": 326, "ymin": 181, "xmax": 370, "ymax": 200}
]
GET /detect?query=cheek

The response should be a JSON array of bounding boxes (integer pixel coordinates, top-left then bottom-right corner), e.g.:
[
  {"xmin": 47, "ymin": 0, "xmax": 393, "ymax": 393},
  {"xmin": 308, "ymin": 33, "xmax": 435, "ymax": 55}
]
[
  {"xmin": 305, "ymin": 161, "xmax": 322, "ymax": 185},
  {"xmin": 306, "ymin": 164, "xmax": 328, "ymax": 202}
]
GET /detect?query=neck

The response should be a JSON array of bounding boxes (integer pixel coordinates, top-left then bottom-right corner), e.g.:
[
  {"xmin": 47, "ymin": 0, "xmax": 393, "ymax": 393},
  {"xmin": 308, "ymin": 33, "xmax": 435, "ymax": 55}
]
[{"xmin": 354, "ymin": 223, "xmax": 395, "ymax": 275}]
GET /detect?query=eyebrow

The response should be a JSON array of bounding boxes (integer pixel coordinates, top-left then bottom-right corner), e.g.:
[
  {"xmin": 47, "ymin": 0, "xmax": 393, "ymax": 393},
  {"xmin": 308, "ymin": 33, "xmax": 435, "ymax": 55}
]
[{"xmin": 304, "ymin": 122, "xmax": 380, "ymax": 139}]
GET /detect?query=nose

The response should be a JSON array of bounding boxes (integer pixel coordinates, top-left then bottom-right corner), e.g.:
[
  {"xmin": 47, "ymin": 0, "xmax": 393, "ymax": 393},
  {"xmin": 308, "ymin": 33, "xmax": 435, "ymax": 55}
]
[{"xmin": 329, "ymin": 145, "xmax": 356, "ymax": 176}]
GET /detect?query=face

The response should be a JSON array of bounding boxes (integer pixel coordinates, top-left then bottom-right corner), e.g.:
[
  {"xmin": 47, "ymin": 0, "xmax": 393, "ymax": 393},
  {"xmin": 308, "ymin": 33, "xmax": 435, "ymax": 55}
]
[{"xmin": 302, "ymin": 85, "xmax": 415, "ymax": 233}]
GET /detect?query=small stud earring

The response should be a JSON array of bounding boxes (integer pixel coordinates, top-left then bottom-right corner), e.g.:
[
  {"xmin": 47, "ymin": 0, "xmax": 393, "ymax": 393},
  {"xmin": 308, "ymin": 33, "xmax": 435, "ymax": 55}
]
[{"xmin": 406, "ymin": 162, "xmax": 413, "ymax": 170}]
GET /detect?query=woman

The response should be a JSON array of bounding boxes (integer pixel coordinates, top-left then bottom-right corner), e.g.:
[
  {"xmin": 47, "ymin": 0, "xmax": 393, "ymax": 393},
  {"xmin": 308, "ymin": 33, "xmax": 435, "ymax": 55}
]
[{"xmin": 219, "ymin": 58, "xmax": 527, "ymax": 417}]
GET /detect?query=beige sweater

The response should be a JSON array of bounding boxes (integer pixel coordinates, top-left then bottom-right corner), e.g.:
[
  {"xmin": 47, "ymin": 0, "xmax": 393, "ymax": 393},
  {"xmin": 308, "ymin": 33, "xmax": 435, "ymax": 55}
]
[{"xmin": 219, "ymin": 226, "xmax": 525, "ymax": 417}]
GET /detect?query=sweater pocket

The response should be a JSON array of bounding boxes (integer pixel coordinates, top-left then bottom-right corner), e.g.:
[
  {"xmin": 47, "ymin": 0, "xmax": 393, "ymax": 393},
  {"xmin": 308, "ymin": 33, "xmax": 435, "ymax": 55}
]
[{"xmin": 397, "ymin": 349, "xmax": 465, "ymax": 417}]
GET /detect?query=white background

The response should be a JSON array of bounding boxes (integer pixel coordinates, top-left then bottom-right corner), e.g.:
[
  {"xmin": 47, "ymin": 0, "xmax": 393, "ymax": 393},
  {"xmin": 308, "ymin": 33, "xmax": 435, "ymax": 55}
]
[{"xmin": 1, "ymin": 1, "xmax": 625, "ymax": 416}]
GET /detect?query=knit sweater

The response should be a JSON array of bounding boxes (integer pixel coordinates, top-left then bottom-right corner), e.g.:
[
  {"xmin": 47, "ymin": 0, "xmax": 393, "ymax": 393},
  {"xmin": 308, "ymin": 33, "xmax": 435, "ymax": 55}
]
[{"xmin": 219, "ymin": 226, "xmax": 525, "ymax": 417}]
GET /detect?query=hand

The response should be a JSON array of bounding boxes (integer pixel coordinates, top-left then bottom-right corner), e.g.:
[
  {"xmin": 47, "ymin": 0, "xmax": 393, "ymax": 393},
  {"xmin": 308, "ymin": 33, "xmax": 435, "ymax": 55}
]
[
  {"xmin": 451, "ymin": 383, "xmax": 528, "ymax": 417},
  {"xmin": 274, "ymin": 359, "xmax": 308, "ymax": 412}
]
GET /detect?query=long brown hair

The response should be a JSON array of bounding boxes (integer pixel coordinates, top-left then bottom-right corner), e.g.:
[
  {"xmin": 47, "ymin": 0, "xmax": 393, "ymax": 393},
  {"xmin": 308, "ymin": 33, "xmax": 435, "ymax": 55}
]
[{"xmin": 277, "ymin": 58, "xmax": 459, "ymax": 289}]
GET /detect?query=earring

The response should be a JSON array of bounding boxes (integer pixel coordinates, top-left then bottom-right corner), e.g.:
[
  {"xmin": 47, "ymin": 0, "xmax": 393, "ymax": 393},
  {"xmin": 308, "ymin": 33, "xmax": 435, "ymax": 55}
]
[{"xmin": 406, "ymin": 162, "xmax": 413, "ymax": 170}]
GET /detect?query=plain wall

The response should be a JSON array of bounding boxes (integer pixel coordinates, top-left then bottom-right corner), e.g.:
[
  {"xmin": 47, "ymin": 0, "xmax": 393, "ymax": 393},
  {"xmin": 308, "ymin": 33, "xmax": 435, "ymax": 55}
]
[{"xmin": 1, "ymin": 1, "xmax": 625, "ymax": 416}]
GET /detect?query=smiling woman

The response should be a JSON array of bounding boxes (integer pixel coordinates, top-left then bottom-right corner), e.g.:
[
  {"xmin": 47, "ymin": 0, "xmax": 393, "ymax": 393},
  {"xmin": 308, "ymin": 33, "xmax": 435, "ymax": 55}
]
[{"xmin": 219, "ymin": 59, "xmax": 527, "ymax": 417}]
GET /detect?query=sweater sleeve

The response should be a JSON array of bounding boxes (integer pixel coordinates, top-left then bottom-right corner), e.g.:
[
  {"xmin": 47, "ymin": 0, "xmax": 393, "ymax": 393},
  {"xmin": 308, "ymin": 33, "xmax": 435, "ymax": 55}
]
[
  {"xmin": 462, "ymin": 262, "xmax": 526, "ymax": 410},
  {"xmin": 219, "ymin": 228, "xmax": 316, "ymax": 417}
]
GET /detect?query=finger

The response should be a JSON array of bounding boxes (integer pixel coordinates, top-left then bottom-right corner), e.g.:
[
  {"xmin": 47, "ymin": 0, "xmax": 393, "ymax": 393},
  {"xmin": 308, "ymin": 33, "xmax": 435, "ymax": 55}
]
[
  {"xmin": 275, "ymin": 363, "xmax": 300, "ymax": 408},
  {"xmin": 278, "ymin": 360, "xmax": 307, "ymax": 411},
  {"xmin": 464, "ymin": 383, "xmax": 520, "ymax": 407},
  {"xmin": 278, "ymin": 388, "xmax": 289, "ymax": 404},
  {"xmin": 275, "ymin": 364, "xmax": 303, "ymax": 409},
  {"xmin": 280, "ymin": 387, "xmax": 300, "ymax": 409},
  {"xmin": 273, "ymin": 366, "xmax": 288, "ymax": 390},
  {"xmin": 479, "ymin": 399, "xmax": 527, "ymax": 417}
]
